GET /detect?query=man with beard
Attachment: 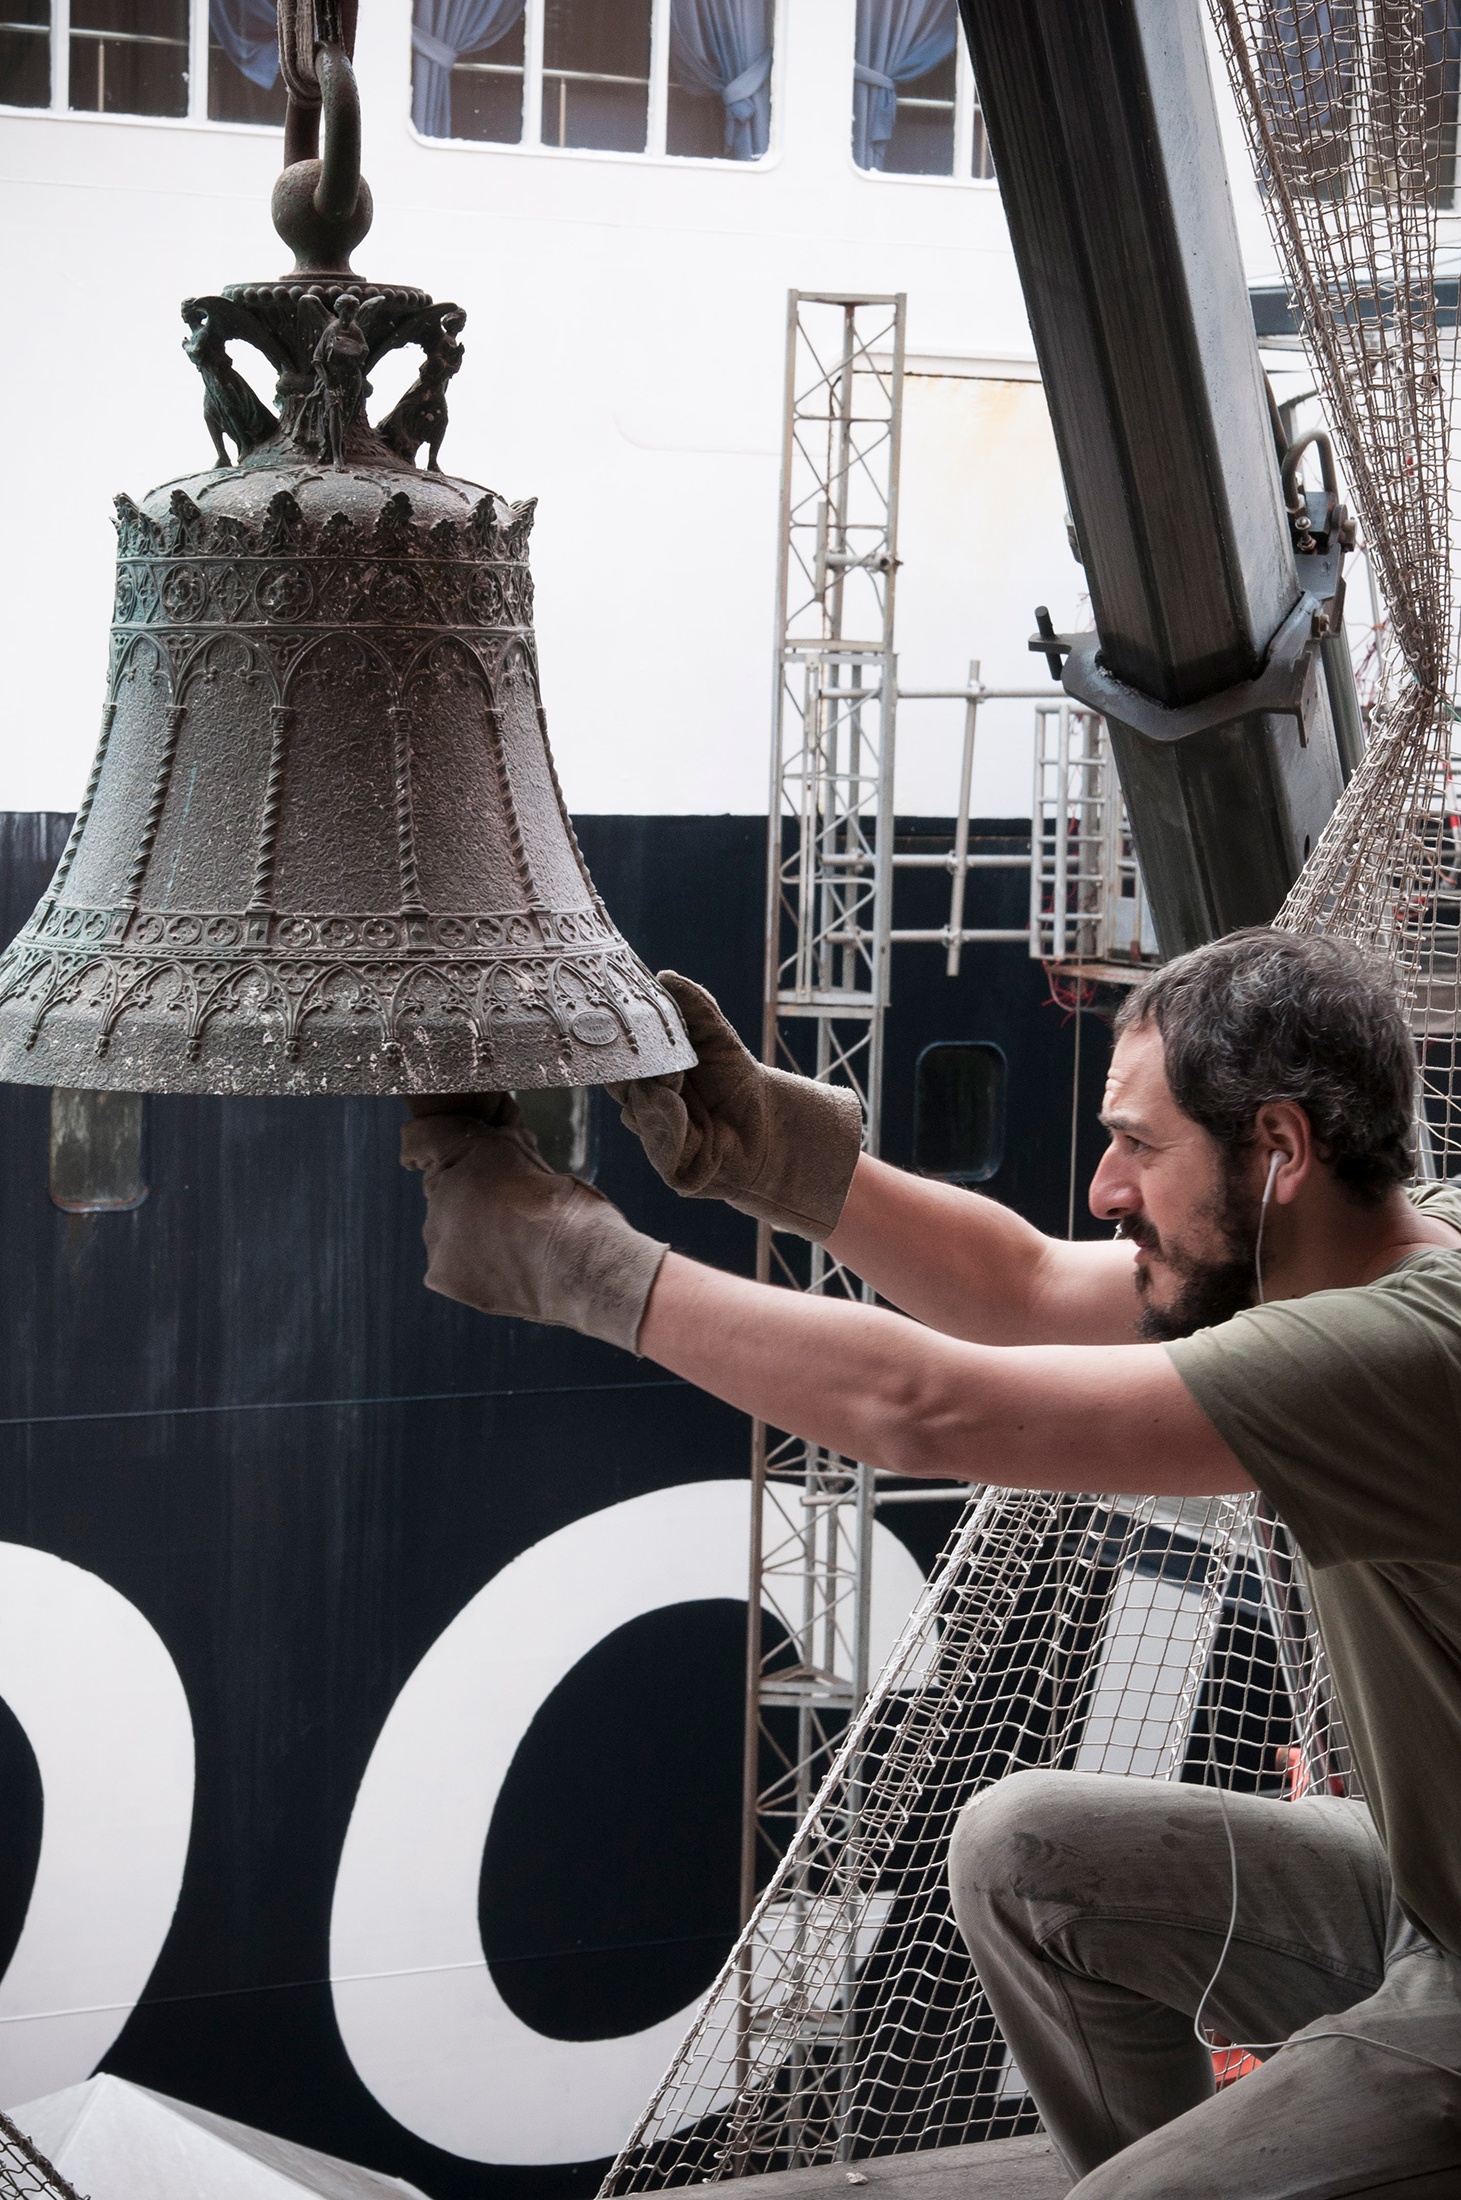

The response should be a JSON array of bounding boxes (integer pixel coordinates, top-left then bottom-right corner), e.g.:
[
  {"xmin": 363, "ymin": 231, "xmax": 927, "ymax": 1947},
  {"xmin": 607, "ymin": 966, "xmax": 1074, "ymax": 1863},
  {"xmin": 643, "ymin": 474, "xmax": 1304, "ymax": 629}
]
[{"xmin": 401, "ymin": 928, "xmax": 1461, "ymax": 2195}]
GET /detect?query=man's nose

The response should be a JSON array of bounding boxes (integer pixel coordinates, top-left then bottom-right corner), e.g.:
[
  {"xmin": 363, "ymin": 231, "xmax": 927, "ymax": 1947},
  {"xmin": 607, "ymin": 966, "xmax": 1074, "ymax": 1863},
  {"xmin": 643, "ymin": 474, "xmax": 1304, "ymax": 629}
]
[{"xmin": 1088, "ymin": 1143, "xmax": 1137, "ymax": 1223}]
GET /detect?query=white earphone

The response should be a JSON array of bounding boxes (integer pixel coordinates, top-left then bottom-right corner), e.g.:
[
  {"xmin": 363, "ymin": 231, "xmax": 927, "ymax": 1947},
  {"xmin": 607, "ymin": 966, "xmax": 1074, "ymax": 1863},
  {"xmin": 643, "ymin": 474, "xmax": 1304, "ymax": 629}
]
[{"xmin": 1255, "ymin": 1150, "xmax": 1282, "ymax": 1305}]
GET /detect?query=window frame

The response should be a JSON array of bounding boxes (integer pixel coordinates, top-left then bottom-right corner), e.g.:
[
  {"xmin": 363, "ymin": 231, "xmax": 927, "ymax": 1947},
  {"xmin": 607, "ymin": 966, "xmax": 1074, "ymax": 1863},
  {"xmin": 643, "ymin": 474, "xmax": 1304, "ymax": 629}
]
[
  {"xmin": 911, "ymin": 1039, "xmax": 1008, "ymax": 1186},
  {"xmin": 851, "ymin": 32, "xmax": 996, "ymax": 188},
  {"xmin": 411, "ymin": 0, "xmax": 783, "ymax": 169},
  {"xmin": 0, "ymin": 0, "xmax": 284, "ymax": 128}
]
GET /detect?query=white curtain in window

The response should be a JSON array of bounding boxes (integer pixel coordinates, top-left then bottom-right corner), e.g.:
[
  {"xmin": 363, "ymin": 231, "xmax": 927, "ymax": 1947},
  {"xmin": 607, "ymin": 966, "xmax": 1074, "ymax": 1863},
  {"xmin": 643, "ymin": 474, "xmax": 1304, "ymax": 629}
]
[
  {"xmin": 670, "ymin": 0, "xmax": 774, "ymax": 159},
  {"xmin": 852, "ymin": 0, "xmax": 958, "ymax": 170},
  {"xmin": 412, "ymin": 0, "xmax": 526, "ymax": 137}
]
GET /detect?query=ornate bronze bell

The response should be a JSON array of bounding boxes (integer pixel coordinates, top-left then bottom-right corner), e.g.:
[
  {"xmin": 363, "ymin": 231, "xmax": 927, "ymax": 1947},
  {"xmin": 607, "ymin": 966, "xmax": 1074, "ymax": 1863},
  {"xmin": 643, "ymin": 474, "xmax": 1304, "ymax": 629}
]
[{"xmin": 0, "ymin": 3, "xmax": 692, "ymax": 1097}]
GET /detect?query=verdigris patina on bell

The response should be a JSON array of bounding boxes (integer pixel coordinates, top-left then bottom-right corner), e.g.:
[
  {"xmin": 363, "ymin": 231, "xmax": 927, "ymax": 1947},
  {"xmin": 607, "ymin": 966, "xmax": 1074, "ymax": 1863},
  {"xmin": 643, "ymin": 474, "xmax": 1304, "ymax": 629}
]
[{"xmin": 0, "ymin": 0, "xmax": 693, "ymax": 1097}]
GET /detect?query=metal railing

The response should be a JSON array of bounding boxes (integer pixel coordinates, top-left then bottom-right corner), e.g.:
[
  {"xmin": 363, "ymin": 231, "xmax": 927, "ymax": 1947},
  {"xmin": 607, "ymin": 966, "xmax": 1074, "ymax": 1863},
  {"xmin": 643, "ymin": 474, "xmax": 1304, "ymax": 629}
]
[{"xmin": 1030, "ymin": 701, "xmax": 1160, "ymax": 980}]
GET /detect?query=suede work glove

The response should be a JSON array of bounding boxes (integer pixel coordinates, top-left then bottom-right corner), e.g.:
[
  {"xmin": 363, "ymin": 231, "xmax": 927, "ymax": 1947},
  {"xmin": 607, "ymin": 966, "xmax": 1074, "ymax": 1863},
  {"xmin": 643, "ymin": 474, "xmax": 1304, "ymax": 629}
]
[
  {"xmin": 606, "ymin": 971, "xmax": 864, "ymax": 1242},
  {"xmin": 400, "ymin": 1100, "xmax": 668, "ymax": 1355}
]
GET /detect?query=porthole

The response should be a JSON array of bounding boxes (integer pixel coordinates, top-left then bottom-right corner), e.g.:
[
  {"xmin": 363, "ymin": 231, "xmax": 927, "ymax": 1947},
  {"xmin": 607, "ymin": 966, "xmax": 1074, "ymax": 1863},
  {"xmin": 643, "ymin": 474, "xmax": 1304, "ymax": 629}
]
[{"xmin": 912, "ymin": 1040, "xmax": 1006, "ymax": 1184}]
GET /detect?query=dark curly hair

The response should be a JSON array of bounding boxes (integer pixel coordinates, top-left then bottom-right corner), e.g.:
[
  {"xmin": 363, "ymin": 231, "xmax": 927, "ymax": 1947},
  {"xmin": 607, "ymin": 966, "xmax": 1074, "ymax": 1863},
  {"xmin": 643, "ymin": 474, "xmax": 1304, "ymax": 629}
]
[{"xmin": 1115, "ymin": 929, "xmax": 1416, "ymax": 1204}]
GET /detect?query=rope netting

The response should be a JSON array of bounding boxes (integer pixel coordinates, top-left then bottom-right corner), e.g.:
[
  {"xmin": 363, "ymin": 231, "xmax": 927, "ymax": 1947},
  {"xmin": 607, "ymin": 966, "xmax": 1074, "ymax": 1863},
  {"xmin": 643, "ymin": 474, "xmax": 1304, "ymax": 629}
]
[
  {"xmin": 0, "ymin": 2113, "xmax": 82, "ymax": 2200},
  {"xmin": 602, "ymin": 9, "xmax": 1455, "ymax": 2188},
  {"xmin": 601, "ymin": 1488, "xmax": 1349, "ymax": 2190},
  {"xmin": 1213, "ymin": 0, "xmax": 1461, "ymax": 1162}
]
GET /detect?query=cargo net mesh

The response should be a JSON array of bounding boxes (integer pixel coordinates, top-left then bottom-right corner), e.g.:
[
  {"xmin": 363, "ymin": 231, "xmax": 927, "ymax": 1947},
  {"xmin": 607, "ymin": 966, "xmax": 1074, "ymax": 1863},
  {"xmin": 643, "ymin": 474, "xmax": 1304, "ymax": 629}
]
[
  {"xmin": 0, "ymin": 2113, "xmax": 82, "ymax": 2200},
  {"xmin": 604, "ymin": 5, "xmax": 1455, "ymax": 2191},
  {"xmin": 1211, "ymin": 0, "xmax": 1461, "ymax": 1161},
  {"xmin": 601, "ymin": 1485, "xmax": 1348, "ymax": 2191}
]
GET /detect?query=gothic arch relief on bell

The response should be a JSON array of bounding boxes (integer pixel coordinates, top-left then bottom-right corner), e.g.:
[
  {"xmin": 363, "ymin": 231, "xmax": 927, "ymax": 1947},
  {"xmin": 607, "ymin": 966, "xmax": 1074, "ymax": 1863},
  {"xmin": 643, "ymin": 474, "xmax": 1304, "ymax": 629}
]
[{"xmin": 0, "ymin": 1, "xmax": 693, "ymax": 1098}]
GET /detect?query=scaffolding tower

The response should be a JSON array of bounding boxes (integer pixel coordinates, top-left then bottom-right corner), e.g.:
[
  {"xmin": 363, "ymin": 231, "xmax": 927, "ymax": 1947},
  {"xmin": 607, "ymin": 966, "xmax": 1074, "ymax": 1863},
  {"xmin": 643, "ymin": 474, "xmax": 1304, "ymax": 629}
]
[
  {"xmin": 739, "ymin": 298, "xmax": 1062, "ymax": 2116},
  {"xmin": 742, "ymin": 296, "xmax": 1117, "ymax": 1940},
  {"xmin": 741, "ymin": 294, "xmax": 904, "ymax": 1940}
]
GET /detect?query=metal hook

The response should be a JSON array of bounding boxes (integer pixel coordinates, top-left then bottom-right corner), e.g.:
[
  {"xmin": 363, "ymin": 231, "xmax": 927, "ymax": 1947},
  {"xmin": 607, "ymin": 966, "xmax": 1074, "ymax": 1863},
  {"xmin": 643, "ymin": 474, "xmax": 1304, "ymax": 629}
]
[{"xmin": 1281, "ymin": 428, "xmax": 1339, "ymax": 512}]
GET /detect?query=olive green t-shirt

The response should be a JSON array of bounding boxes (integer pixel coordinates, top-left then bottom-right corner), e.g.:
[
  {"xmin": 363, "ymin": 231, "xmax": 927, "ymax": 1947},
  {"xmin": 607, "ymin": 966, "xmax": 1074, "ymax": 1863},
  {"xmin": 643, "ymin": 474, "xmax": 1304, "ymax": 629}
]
[{"xmin": 1165, "ymin": 1181, "xmax": 1461, "ymax": 1956}]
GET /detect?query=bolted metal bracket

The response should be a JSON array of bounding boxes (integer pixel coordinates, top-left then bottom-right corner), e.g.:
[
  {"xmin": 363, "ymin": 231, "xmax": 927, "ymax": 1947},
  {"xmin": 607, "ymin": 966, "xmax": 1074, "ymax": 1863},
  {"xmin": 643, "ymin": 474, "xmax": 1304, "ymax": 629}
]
[
  {"xmin": 1027, "ymin": 564, "xmax": 1352, "ymax": 956},
  {"xmin": 1051, "ymin": 590, "xmax": 1329, "ymax": 746}
]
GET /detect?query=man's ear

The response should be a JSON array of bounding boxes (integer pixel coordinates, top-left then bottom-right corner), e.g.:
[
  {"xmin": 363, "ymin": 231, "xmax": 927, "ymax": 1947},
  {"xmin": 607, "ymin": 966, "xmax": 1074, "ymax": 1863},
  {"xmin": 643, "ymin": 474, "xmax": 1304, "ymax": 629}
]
[{"xmin": 1253, "ymin": 1099, "xmax": 1314, "ymax": 1204}]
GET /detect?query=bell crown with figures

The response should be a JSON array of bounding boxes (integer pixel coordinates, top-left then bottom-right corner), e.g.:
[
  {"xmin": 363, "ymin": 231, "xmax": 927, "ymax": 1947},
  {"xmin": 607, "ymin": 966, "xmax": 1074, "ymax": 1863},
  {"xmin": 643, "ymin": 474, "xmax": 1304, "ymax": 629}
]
[{"xmin": 0, "ymin": 0, "xmax": 693, "ymax": 1096}]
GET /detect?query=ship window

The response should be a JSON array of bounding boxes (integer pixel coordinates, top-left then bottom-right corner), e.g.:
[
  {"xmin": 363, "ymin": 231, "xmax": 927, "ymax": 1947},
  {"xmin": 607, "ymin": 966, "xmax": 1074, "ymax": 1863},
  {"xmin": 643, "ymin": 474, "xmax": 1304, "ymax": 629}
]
[
  {"xmin": 411, "ymin": 0, "xmax": 774, "ymax": 160},
  {"xmin": 208, "ymin": 0, "xmax": 286, "ymax": 125},
  {"xmin": 852, "ymin": 0, "xmax": 994, "ymax": 181},
  {"xmin": 49, "ymin": 1090, "xmax": 149, "ymax": 1214},
  {"xmin": 69, "ymin": 0, "xmax": 188, "ymax": 116},
  {"xmin": 0, "ymin": 0, "xmax": 49, "ymax": 107},
  {"xmin": 427, "ymin": 5, "xmax": 524, "ymax": 145},
  {"xmin": 877, "ymin": 42, "xmax": 955, "ymax": 176},
  {"xmin": 0, "ymin": 0, "xmax": 290, "ymax": 122},
  {"xmin": 912, "ymin": 1042, "xmax": 1006, "ymax": 1185},
  {"xmin": 543, "ymin": 0, "xmax": 648, "ymax": 151},
  {"xmin": 666, "ymin": 0, "xmax": 772, "ymax": 159},
  {"xmin": 971, "ymin": 83, "xmax": 994, "ymax": 178}
]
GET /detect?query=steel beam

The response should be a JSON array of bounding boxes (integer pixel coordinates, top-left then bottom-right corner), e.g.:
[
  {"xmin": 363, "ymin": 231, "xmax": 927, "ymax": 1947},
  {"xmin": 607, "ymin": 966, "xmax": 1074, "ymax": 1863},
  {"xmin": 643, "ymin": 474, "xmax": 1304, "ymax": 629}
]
[{"xmin": 958, "ymin": 0, "xmax": 1346, "ymax": 954}]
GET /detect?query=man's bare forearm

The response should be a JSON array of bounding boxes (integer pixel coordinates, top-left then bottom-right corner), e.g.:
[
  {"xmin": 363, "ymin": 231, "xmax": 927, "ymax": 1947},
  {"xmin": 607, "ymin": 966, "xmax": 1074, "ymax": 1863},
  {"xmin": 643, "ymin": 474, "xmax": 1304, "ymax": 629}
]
[
  {"xmin": 824, "ymin": 1156, "xmax": 1141, "ymax": 1346},
  {"xmin": 638, "ymin": 1251, "xmax": 1251, "ymax": 1497}
]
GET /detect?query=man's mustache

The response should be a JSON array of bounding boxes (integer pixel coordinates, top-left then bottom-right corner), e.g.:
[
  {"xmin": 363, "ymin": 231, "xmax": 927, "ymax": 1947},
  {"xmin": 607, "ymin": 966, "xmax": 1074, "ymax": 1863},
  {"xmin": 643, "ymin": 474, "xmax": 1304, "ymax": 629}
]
[{"xmin": 1115, "ymin": 1214, "xmax": 1160, "ymax": 1254}]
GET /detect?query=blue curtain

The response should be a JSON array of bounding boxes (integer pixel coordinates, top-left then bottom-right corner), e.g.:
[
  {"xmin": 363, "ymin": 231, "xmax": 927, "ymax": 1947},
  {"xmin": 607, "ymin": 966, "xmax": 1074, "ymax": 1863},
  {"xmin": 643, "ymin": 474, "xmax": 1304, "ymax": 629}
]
[
  {"xmin": 670, "ymin": 0, "xmax": 773, "ymax": 160},
  {"xmin": 211, "ymin": 0, "xmax": 280, "ymax": 90},
  {"xmin": 412, "ymin": 0, "xmax": 526, "ymax": 138},
  {"xmin": 852, "ymin": 0, "xmax": 958, "ymax": 171}
]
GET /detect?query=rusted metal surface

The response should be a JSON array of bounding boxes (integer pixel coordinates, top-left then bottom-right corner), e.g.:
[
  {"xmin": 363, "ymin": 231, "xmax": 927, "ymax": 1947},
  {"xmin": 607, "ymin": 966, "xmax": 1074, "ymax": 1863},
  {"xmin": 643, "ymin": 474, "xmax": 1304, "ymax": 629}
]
[{"xmin": 0, "ymin": 3, "xmax": 692, "ymax": 1097}]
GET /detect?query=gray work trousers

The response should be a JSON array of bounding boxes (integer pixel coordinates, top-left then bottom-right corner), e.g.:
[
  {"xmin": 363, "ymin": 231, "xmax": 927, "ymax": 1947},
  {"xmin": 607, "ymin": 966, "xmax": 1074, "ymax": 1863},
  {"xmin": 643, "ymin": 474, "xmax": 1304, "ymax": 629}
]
[{"xmin": 947, "ymin": 1769, "xmax": 1461, "ymax": 2197}]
